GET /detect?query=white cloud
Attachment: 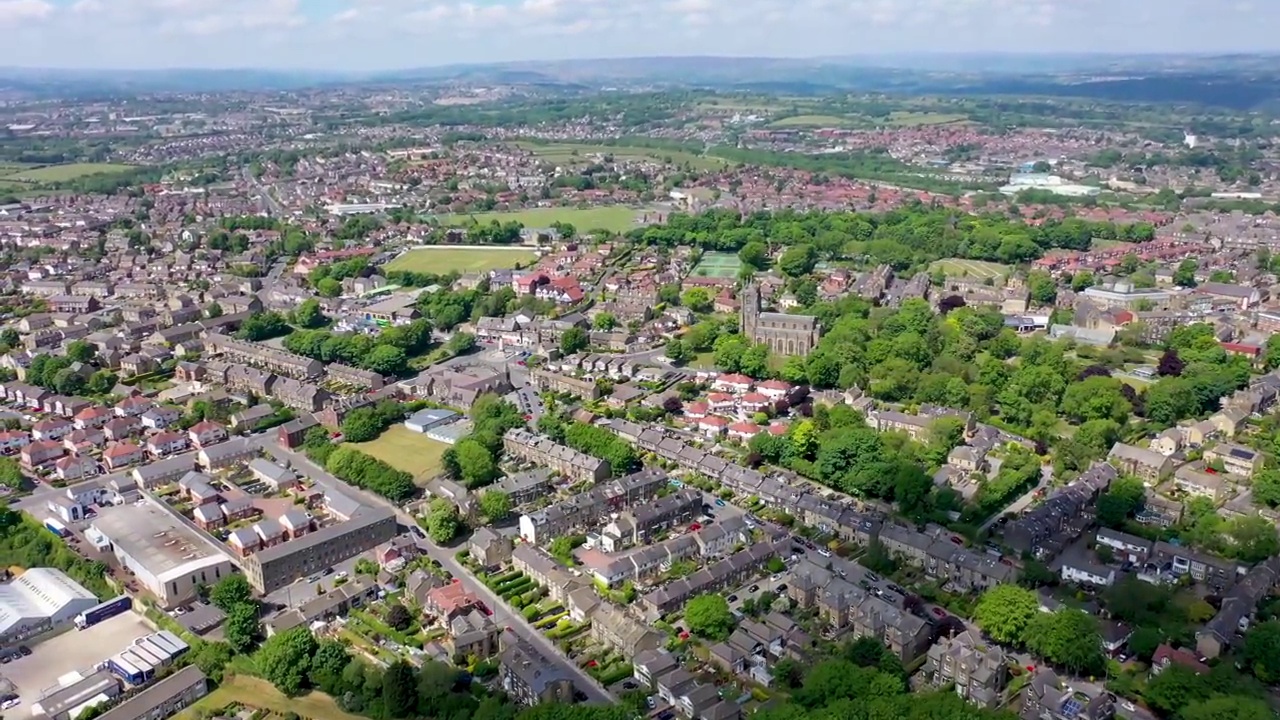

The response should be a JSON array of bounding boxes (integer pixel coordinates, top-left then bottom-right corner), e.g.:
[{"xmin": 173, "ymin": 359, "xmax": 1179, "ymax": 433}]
[
  {"xmin": 0, "ymin": 0, "xmax": 53, "ymax": 24},
  {"xmin": 0, "ymin": 0, "xmax": 1274, "ymax": 69}
]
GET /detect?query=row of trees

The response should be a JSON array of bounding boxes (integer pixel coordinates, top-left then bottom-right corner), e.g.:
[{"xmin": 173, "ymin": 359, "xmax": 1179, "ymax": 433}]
[
  {"xmin": 625, "ymin": 207, "xmax": 1155, "ymax": 268},
  {"xmin": 973, "ymin": 585, "xmax": 1106, "ymax": 675},
  {"xmin": 282, "ymin": 319, "xmax": 434, "ymax": 377},
  {"xmin": 538, "ymin": 416, "xmax": 640, "ymax": 476},
  {"xmin": 304, "ymin": 429, "xmax": 417, "ymax": 503}
]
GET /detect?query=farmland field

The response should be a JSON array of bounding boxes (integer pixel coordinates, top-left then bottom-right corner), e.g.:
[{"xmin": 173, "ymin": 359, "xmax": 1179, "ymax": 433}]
[
  {"xmin": 514, "ymin": 141, "xmax": 727, "ymax": 171},
  {"xmin": 438, "ymin": 206, "xmax": 647, "ymax": 234},
  {"xmin": 4, "ymin": 163, "xmax": 136, "ymax": 183},
  {"xmin": 385, "ymin": 245, "xmax": 539, "ymax": 274},
  {"xmin": 352, "ymin": 424, "xmax": 450, "ymax": 482},
  {"xmin": 179, "ymin": 674, "xmax": 361, "ymax": 720},
  {"xmin": 769, "ymin": 114, "xmax": 857, "ymax": 128},
  {"xmin": 929, "ymin": 258, "xmax": 1010, "ymax": 279},
  {"xmin": 885, "ymin": 111, "xmax": 970, "ymax": 126}
]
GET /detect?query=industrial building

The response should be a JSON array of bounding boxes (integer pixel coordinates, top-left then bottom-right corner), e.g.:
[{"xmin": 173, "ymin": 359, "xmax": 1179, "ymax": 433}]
[
  {"xmin": 105, "ymin": 630, "xmax": 190, "ymax": 685},
  {"xmin": 96, "ymin": 666, "xmax": 208, "ymax": 720},
  {"xmin": 239, "ymin": 507, "xmax": 397, "ymax": 593},
  {"xmin": 31, "ymin": 669, "xmax": 122, "ymax": 720},
  {"xmin": 89, "ymin": 500, "xmax": 235, "ymax": 608},
  {"xmin": 0, "ymin": 567, "xmax": 100, "ymax": 643}
]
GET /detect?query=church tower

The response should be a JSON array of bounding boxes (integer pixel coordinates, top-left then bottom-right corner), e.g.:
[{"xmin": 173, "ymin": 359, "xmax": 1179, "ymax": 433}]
[{"xmin": 741, "ymin": 282, "xmax": 761, "ymax": 342}]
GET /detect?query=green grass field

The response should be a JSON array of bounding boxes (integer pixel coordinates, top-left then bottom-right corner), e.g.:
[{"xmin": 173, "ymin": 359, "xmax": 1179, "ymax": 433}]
[
  {"xmin": 179, "ymin": 675, "xmax": 361, "ymax": 720},
  {"xmin": 4, "ymin": 163, "xmax": 136, "ymax": 183},
  {"xmin": 352, "ymin": 425, "xmax": 450, "ymax": 482},
  {"xmin": 439, "ymin": 206, "xmax": 645, "ymax": 234},
  {"xmin": 385, "ymin": 246, "xmax": 539, "ymax": 274},
  {"xmin": 885, "ymin": 111, "xmax": 970, "ymax": 126},
  {"xmin": 514, "ymin": 141, "xmax": 726, "ymax": 172},
  {"xmin": 769, "ymin": 114, "xmax": 857, "ymax": 128},
  {"xmin": 929, "ymin": 258, "xmax": 1010, "ymax": 279}
]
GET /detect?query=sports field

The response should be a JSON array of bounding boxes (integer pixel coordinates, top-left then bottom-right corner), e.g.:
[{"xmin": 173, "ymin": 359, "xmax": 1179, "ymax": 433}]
[
  {"xmin": 351, "ymin": 424, "xmax": 449, "ymax": 482},
  {"xmin": 885, "ymin": 111, "xmax": 970, "ymax": 126},
  {"xmin": 439, "ymin": 206, "xmax": 645, "ymax": 234},
  {"xmin": 385, "ymin": 246, "xmax": 538, "ymax": 274},
  {"xmin": 3, "ymin": 163, "xmax": 136, "ymax": 183},
  {"xmin": 929, "ymin": 258, "xmax": 1010, "ymax": 279},
  {"xmin": 179, "ymin": 674, "xmax": 360, "ymax": 720},
  {"xmin": 691, "ymin": 252, "xmax": 742, "ymax": 278}
]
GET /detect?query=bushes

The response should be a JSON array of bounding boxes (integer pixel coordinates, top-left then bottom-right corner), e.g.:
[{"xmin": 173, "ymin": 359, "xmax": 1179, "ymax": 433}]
[
  {"xmin": 324, "ymin": 445, "xmax": 417, "ymax": 503},
  {"xmin": 522, "ymin": 605, "xmax": 542, "ymax": 621}
]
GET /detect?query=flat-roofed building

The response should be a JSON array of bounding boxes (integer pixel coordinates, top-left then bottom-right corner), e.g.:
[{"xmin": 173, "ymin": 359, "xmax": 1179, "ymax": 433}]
[
  {"xmin": 89, "ymin": 500, "xmax": 235, "ymax": 608},
  {"xmin": 0, "ymin": 567, "xmax": 100, "ymax": 643},
  {"xmin": 31, "ymin": 669, "xmax": 122, "ymax": 720}
]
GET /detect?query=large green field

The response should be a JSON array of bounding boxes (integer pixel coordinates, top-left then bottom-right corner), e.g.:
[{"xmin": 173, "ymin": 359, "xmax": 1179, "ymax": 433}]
[
  {"xmin": 514, "ymin": 141, "xmax": 727, "ymax": 172},
  {"xmin": 439, "ymin": 206, "xmax": 645, "ymax": 234},
  {"xmin": 929, "ymin": 258, "xmax": 1011, "ymax": 279},
  {"xmin": 4, "ymin": 163, "xmax": 136, "ymax": 183},
  {"xmin": 352, "ymin": 425, "xmax": 450, "ymax": 482},
  {"xmin": 179, "ymin": 674, "xmax": 361, "ymax": 720},
  {"xmin": 385, "ymin": 246, "xmax": 539, "ymax": 274}
]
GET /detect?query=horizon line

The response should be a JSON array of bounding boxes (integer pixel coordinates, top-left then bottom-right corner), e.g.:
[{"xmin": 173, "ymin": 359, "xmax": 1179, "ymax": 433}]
[{"xmin": 0, "ymin": 50, "xmax": 1276, "ymax": 75}]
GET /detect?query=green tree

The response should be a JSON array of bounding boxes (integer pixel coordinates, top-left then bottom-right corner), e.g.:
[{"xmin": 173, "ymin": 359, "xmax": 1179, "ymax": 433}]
[
  {"xmin": 1174, "ymin": 258, "xmax": 1199, "ymax": 287},
  {"xmin": 1242, "ymin": 620, "xmax": 1280, "ymax": 683},
  {"xmin": 383, "ymin": 661, "xmax": 418, "ymax": 718},
  {"xmin": 685, "ymin": 594, "xmax": 735, "ymax": 640},
  {"xmin": 188, "ymin": 641, "xmax": 234, "ymax": 683},
  {"xmin": 974, "ymin": 584, "xmax": 1040, "ymax": 645},
  {"xmin": 66, "ymin": 340, "xmax": 96, "ymax": 363},
  {"xmin": 0, "ymin": 458, "xmax": 23, "ymax": 490},
  {"xmin": 1253, "ymin": 466, "xmax": 1280, "ymax": 507},
  {"xmin": 1226, "ymin": 515, "xmax": 1280, "ymax": 563},
  {"xmin": 1059, "ymin": 376, "xmax": 1132, "ymax": 424},
  {"xmin": 254, "ymin": 626, "xmax": 318, "ymax": 696},
  {"xmin": 307, "ymin": 640, "xmax": 351, "ymax": 695},
  {"xmin": 316, "ymin": 277, "xmax": 342, "ymax": 297},
  {"xmin": 364, "ymin": 345, "xmax": 408, "ymax": 375},
  {"xmin": 205, "ymin": 302, "xmax": 224, "ymax": 319},
  {"xmin": 1025, "ymin": 609, "xmax": 1104, "ymax": 674},
  {"xmin": 1097, "ymin": 476, "xmax": 1145, "ymax": 527},
  {"xmin": 739, "ymin": 241, "xmax": 769, "ymax": 270},
  {"xmin": 1183, "ymin": 696, "xmax": 1276, "ymax": 720},
  {"xmin": 778, "ymin": 244, "xmax": 818, "ymax": 277},
  {"xmin": 385, "ymin": 603, "xmax": 413, "ymax": 631},
  {"xmin": 592, "ymin": 312, "xmax": 617, "ymax": 331},
  {"xmin": 681, "ymin": 287, "xmax": 712, "ymax": 313},
  {"xmin": 664, "ymin": 338, "xmax": 693, "ymax": 364},
  {"xmin": 224, "ymin": 601, "xmax": 261, "ymax": 653},
  {"xmin": 1027, "ymin": 270, "xmax": 1058, "ymax": 306},
  {"xmin": 52, "ymin": 368, "xmax": 86, "ymax": 396},
  {"xmin": 424, "ymin": 499, "xmax": 460, "ymax": 545},
  {"xmin": 209, "ymin": 574, "xmax": 253, "ymax": 611},
  {"xmin": 454, "ymin": 438, "xmax": 498, "ymax": 488},
  {"xmin": 559, "ymin": 326, "xmax": 589, "ymax": 355},
  {"xmin": 291, "ymin": 298, "xmax": 327, "ymax": 328},
  {"xmin": 87, "ymin": 370, "xmax": 118, "ymax": 395},
  {"xmin": 479, "ymin": 490, "xmax": 512, "ymax": 521}
]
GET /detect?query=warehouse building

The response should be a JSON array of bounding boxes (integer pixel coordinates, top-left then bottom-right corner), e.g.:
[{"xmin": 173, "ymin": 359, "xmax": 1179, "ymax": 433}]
[
  {"xmin": 0, "ymin": 567, "xmax": 100, "ymax": 643},
  {"xmin": 239, "ymin": 507, "xmax": 397, "ymax": 593},
  {"xmin": 105, "ymin": 630, "xmax": 190, "ymax": 685},
  {"xmin": 89, "ymin": 500, "xmax": 235, "ymax": 608}
]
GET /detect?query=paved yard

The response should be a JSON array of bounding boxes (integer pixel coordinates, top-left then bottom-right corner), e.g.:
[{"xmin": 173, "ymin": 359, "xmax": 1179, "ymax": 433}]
[{"xmin": 2, "ymin": 612, "xmax": 152, "ymax": 717}]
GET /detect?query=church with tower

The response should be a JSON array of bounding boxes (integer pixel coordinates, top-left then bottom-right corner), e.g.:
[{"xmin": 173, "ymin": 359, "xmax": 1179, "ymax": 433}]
[{"xmin": 741, "ymin": 283, "xmax": 821, "ymax": 356}]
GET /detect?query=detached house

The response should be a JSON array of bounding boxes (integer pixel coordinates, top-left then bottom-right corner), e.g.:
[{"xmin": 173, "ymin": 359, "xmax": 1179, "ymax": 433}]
[{"xmin": 189, "ymin": 421, "xmax": 228, "ymax": 448}]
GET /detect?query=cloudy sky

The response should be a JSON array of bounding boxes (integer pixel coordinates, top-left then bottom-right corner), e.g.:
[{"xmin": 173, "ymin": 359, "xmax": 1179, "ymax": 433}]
[{"xmin": 0, "ymin": 0, "xmax": 1276, "ymax": 70}]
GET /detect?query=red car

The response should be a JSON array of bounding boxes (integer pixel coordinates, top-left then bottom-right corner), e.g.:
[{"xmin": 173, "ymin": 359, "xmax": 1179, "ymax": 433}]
[
  {"xmin": 930, "ymin": 607, "xmax": 947, "ymax": 619},
  {"xmin": 689, "ymin": 523, "xmax": 701, "ymax": 532}
]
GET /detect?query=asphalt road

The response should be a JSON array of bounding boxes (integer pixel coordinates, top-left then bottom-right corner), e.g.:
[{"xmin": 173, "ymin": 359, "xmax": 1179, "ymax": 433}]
[{"xmin": 262, "ymin": 442, "xmax": 615, "ymax": 703}]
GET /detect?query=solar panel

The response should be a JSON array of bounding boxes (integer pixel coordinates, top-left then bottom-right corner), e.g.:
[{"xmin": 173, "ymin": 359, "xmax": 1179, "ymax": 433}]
[
  {"xmin": 1229, "ymin": 448, "xmax": 1254, "ymax": 460},
  {"xmin": 1060, "ymin": 698, "xmax": 1084, "ymax": 718}
]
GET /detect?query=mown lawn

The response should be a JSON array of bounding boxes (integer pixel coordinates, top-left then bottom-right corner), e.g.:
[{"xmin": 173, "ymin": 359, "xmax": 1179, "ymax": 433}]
[
  {"xmin": 351, "ymin": 425, "xmax": 449, "ymax": 482},
  {"xmin": 384, "ymin": 246, "xmax": 538, "ymax": 274},
  {"xmin": 438, "ymin": 206, "xmax": 646, "ymax": 234}
]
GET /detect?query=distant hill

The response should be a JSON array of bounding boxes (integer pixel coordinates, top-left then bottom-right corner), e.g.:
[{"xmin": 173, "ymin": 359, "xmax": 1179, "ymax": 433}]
[{"xmin": 2, "ymin": 55, "xmax": 1280, "ymax": 109}]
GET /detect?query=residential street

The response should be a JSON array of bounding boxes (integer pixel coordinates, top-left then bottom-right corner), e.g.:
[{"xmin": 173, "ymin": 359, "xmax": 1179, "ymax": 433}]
[{"xmin": 262, "ymin": 441, "xmax": 616, "ymax": 703}]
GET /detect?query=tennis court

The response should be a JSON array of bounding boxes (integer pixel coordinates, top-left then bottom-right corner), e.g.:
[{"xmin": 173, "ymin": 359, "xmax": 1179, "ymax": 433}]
[{"xmin": 691, "ymin": 252, "xmax": 742, "ymax": 278}]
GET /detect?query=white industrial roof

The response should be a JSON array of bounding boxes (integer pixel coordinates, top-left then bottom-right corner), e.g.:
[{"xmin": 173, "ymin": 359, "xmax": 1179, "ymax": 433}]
[{"xmin": 0, "ymin": 568, "xmax": 96, "ymax": 637}]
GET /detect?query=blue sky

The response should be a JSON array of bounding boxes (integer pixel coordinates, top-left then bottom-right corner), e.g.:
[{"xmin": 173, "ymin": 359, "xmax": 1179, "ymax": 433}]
[{"xmin": 0, "ymin": 0, "xmax": 1276, "ymax": 70}]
